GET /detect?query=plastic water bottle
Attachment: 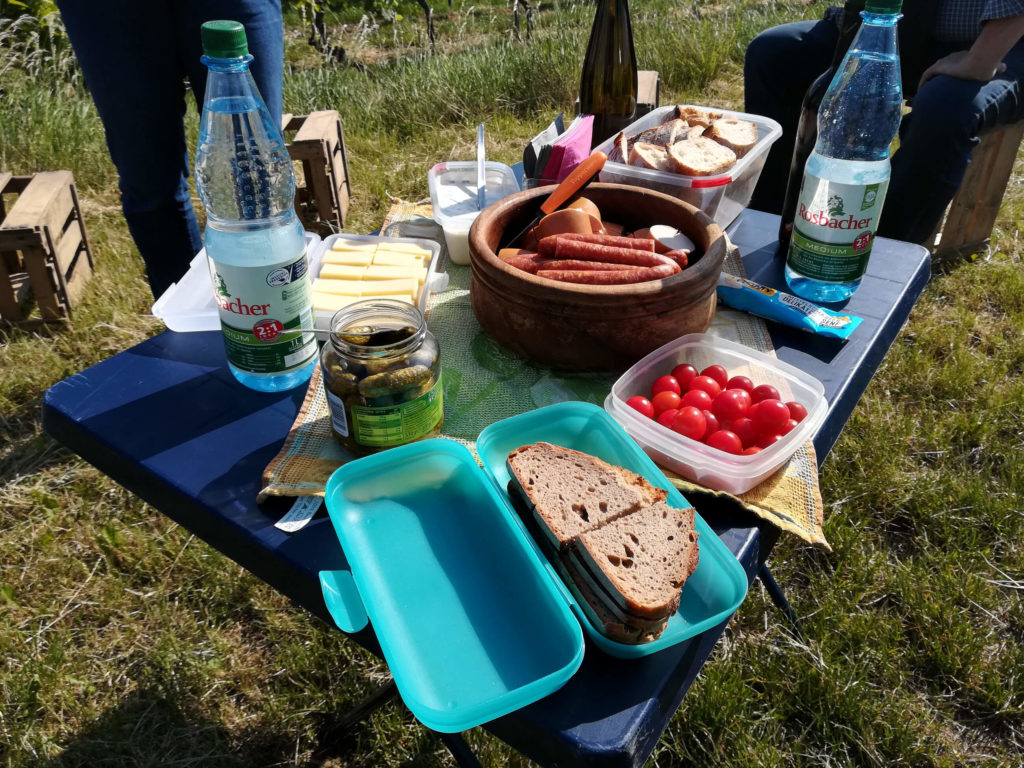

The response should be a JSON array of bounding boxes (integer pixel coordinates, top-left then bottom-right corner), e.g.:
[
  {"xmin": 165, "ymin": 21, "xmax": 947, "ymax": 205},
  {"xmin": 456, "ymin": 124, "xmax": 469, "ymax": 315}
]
[
  {"xmin": 784, "ymin": 0, "xmax": 902, "ymax": 303},
  {"xmin": 195, "ymin": 20, "xmax": 316, "ymax": 392}
]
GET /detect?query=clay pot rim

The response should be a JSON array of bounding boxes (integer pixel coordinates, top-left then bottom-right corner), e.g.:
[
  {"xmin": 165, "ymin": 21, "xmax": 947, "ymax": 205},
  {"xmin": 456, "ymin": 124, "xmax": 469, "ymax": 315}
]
[{"xmin": 468, "ymin": 182, "xmax": 727, "ymax": 297}]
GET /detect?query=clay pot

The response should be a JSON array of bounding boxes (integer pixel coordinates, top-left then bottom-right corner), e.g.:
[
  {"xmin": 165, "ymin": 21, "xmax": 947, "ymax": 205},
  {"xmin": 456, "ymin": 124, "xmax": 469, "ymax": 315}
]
[{"xmin": 468, "ymin": 183, "xmax": 728, "ymax": 372}]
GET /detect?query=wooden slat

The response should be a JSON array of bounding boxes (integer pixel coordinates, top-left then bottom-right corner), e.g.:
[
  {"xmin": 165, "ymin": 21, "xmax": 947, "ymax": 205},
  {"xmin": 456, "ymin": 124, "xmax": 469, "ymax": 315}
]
[
  {"xmin": 293, "ymin": 110, "xmax": 338, "ymax": 143},
  {"xmin": 328, "ymin": 116, "xmax": 352, "ymax": 221},
  {"xmin": 941, "ymin": 121, "xmax": 1024, "ymax": 254},
  {"xmin": 0, "ymin": 171, "xmax": 74, "ymax": 238},
  {"xmin": 638, "ymin": 70, "xmax": 660, "ymax": 111},
  {"xmin": 0, "ymin": 253, "xmax": 23, "ymax": 321},
  {"xmin": 68, "ymin": 182, "xmax": 94, "ymax": 271},
  {"xmin": 54, "ymin": 222, "xmax": 82, "ymax": 273},
  {"xmin": 22, "ymin": 245, "xmax": 62, "ymax": 318},
  {"xmin": 64, "ymin": 250, "xmax": 93, "ymax": 309}
]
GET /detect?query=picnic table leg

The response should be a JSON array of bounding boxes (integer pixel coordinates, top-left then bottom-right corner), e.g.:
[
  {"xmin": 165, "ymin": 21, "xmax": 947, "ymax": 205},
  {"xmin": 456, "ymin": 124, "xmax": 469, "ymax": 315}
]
[
  {"xmin": 435, "ymin": 731, "xmax": 486, "ymax": 768},
  {"xmin": 758, "ymin": 564, "xmax": 804, "ymax": 641}
]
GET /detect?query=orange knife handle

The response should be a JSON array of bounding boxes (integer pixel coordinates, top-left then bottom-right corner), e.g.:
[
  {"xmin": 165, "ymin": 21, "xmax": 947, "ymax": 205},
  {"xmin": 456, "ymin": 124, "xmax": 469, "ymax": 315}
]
[{"xmin": 539, "ymin": 151, "xmax": 608, "ymax": 216}]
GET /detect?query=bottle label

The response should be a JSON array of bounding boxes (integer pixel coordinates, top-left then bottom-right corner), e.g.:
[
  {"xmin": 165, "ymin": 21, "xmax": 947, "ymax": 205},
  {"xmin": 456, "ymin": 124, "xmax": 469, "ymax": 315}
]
[
  {"xmin": 787, "ymin": 173, "xmax": 887, "ymax": 283},
  {"xmin": 350, "ymin": 376, "xmax": 444, "ymax": 448},
  {"xmin": 210, "ymin": 248, "xmax": 316, "ymax": 375}
]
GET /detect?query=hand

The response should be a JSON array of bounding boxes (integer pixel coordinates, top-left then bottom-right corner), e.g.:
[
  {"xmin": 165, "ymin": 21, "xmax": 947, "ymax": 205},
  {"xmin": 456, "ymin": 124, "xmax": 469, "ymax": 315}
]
[{"xmin": 919, "ymin": 50, "xmax": 1007, "ymax": 90}]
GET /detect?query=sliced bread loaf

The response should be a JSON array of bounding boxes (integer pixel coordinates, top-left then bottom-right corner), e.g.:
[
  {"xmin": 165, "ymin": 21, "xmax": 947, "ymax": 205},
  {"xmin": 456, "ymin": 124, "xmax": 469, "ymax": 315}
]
[
  {"xmin": 571, "ymin": 501, "xmax": 699, "ymax": 621},
  {"xmin": 628, "ymin": 141, "xmax": 676, "ymax": 172},
  {"xmin": 705, "ymin": 117, "xmax": 759, "ymax": 158},
  {"xmin": 507, "ymin": 442, "xmax": 666, "ymax": 549},
  {"xmin": 668, "ymin": 135, "xmax": 737, "ymax": 176}
]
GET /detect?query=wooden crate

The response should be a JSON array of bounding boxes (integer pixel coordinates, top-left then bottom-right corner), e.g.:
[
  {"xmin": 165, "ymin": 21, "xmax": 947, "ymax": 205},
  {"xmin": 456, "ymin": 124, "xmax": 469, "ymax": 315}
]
[
  {"xmin": 935, "ymin": 119, "xmax": 1024, "ymax": 262},
  {"xmin": 281, "ymin": 110, "xmax": 352, "ymax": 236},
  {"xmin": 0, "ymin": 171, "xmax": 94, "ymax": 325}
]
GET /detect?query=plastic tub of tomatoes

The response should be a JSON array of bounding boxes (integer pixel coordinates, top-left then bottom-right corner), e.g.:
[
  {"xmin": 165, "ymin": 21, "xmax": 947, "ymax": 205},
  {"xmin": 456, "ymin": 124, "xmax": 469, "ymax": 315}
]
[{"xmin": 603, "ymin": 333, "xmax": 828, "ymax": 495}]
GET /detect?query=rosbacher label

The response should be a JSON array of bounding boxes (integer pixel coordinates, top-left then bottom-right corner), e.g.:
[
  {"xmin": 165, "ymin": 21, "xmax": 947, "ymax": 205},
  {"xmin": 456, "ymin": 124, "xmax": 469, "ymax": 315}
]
[
  {"xmin": 786, "ymin": 173, "xmax": 887, "ymax": 283},
  {"xmin": 210, "ymin": 249, "xmax": 316, "ymax": 375}
]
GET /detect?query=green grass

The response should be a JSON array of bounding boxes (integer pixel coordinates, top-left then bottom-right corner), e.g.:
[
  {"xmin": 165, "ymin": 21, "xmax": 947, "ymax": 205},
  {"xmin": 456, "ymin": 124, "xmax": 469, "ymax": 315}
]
[{"xmin": 3, "ymin": 1, "xmax": 1024, "ymax": 765}]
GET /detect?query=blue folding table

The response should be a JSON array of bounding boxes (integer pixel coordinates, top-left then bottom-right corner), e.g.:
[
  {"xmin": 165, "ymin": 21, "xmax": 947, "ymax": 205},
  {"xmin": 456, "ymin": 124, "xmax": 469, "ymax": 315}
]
[{"xmin": 42, "ymin": 209, "xmax": 930, "ymax": 767}]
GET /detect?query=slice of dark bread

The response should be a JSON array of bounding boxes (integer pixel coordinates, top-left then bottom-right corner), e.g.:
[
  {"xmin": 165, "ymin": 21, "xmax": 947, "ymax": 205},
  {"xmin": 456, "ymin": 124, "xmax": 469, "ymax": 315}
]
[
  {"xmin": 506, "ymin": 442, "xmax": 667, "ymax": 550},
  {"xmin": 573, "ymin": 501, "xmax": 699, "ymax": 620}
]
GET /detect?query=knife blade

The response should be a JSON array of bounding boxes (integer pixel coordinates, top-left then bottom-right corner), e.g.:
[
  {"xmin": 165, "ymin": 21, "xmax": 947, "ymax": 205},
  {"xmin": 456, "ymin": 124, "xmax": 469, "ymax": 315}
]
[{"xmin": 499, "ymin": 150, "xmax": 607, "ymax": 251}]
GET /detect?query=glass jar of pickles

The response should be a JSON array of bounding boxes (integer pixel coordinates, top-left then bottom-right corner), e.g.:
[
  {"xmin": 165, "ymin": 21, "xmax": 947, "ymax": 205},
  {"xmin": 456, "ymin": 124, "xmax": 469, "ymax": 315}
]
[{"xmin": 320, "ymin": 299, "xmax": 443, "ymax": 455}]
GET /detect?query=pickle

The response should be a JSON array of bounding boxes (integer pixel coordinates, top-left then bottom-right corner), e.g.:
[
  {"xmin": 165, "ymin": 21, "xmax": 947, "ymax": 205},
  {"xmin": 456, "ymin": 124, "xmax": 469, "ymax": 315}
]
[
  {"xmin": 326, "ymin": 371, "xmax": 358, "ymax": 397},
  {"xmin": 358, "ymin": 364, "xmax": 432, "ymax": 398}
]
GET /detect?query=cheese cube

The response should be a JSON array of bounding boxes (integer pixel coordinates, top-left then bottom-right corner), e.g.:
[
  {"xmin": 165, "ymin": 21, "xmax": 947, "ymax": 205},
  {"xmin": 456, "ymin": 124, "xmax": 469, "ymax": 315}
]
[
  {"xmin": 312, "ymin": 291, "xmax": 364, "ymax": 312},
  {"xmin": 371, "ymin": 252, "xmax": 425, "ymax": 268},
  {"xmin": 319, "ymin": 263, "xmax": 368, "ymax": 280},
  {"xmin": 363, "ymin": 264, "xmax": 429, "ymax": 284},
  {"xmin": 358, "ymin": 278, "xmax": 421, "ymax": 300},
  {"xmin": 375, "ymin": 242, "xmax": 434, "ymax": 259},
  {"xmin": 312, "ymin": 278, "xmax": 365, "ymax": 296},
  {"xmin": 330, "ymin": 239, "xmax": 377, "ymax": 253},
  {"xmin": 322, "ymin": 250, "xmax": 374, "ymax": 266}
]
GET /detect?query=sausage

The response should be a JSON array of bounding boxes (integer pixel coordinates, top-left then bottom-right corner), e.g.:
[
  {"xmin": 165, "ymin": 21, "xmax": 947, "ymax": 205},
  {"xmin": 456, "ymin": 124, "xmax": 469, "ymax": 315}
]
[
  {"xmin": 498, "ymin": 248, "xmax": 543, "ymax": 274},
  {"xmin": 663, "ymin": 249, "xmax": 689, "ymax": 269},
  {"xmin": 536, "ymin": 262, "xmax": 680, "ymax": 284},
  {"xmin": 537, "ymin": 232, "xmax": 655, "ymax": 258},
  {"xmin": 551, "ymin": 239, "xmax": 667, "ymax": 266},
  {"xmin": 538, "ymin": 259, "xmax": 632, "ymax": 271}
]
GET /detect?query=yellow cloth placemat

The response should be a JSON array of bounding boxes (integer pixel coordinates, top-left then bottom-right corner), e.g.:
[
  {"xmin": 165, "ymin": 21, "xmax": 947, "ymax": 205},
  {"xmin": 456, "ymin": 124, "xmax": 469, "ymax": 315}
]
[{"xmin": 260, "ymin": 199, "xmax": 829, "ymax": 550}]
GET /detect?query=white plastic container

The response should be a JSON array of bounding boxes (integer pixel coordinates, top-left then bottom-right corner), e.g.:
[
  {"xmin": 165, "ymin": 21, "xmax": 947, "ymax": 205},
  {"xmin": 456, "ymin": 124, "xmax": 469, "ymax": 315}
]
[
  {"xmin": 152, "ymin": 231, "xmax": 321, "ymax": 332},
  {"xmin": 604, "ymin": 333, "xmax": 827, "ymax": 495},
  {"xmin": 592, "ymin": 105, "xmax": 783, "ymax": 229},
  {"xmin": 428, "ymin": 161, "xmax": 520, "ymax": 265},
  {"xmin": 311, "ymin": 233, "xmax": 449, "ymax": 333}
]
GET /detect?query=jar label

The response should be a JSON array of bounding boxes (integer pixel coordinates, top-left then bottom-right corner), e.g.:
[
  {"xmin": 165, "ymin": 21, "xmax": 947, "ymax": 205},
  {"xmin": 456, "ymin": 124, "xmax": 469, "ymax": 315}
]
[
  {"xmin": 324, "ymin": 387, "xmax": 350, "ymax": 437},
  {"xmin": 786, "ymin": 174, "xmax": 887, "ymax": 283},
  {"xmin": 350, "ymin": 376, "xmax": 444, "ymax": 447},
  {"xmin": 210, "ymin": 248, "xmax": 316, "ymax": 374}
]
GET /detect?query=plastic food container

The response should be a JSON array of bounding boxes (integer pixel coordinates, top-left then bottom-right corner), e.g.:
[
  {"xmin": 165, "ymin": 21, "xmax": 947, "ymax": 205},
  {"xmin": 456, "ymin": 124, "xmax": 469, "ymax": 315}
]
[
  {"xmin": 312, "ymin": 233, "xmax": 448, "ymax": 333},
  {"xmin": 151, "ymin": 231, "xmax": 321, "ymax": 332},
  {"xmin": 428, "ymin": 160, "xmax": 520, "ymax": 265},
  {"xmin": 320, "ymin": 438, "xmax": 585, "ymax": 733},
  {"xmin": 604, "ymin": 333, "xmax": 828, "ymax": 495},
  {"xmin": 592, "ymin": 105, "xmax": 783, "ymax": 229}
]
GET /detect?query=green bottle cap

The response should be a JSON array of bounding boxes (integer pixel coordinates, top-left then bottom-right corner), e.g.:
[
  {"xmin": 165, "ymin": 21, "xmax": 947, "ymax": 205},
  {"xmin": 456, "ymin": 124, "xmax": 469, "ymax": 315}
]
[
  {"xmin": 201, "ymin": 20, "xmax": 249, "ymax": 58},
  {"xmin": 864, "ymin": 0, "xmax": 902, "ymax": 13}
]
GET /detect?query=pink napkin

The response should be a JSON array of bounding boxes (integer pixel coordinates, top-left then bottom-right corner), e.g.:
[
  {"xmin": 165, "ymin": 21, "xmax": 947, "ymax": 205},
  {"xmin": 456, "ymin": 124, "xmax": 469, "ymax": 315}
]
[{"xmin": 541, "ymin": 115, "xmax": 595, "ymax": 182}]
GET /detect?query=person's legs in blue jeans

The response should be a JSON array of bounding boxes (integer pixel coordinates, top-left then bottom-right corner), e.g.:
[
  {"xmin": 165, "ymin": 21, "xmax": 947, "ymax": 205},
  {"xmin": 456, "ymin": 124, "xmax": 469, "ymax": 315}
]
[
  {"xmin": 744, "ymin": 19, "xmax": 837, "ymax": 214},
  {"xmin": 879, "ymin": 40, "xmax": 1024, "ymax": 244},
  {"xmin": 56, "ymin": 0, "xmax": 283, "ymax": 298}
]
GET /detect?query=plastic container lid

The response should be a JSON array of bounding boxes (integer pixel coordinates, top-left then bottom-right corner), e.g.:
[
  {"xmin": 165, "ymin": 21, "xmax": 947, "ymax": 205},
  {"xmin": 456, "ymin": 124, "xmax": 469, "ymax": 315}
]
[
  {"xmin": 428, "ymin": 161, "xmax": 520, "ymax": 264},
  {"xmin": 604, "ymin": 333, "xmax": 828, "ymax": 495},
  {"xmin": 321, "ymin": 438, "xmax": 585, "ymax": 733}
]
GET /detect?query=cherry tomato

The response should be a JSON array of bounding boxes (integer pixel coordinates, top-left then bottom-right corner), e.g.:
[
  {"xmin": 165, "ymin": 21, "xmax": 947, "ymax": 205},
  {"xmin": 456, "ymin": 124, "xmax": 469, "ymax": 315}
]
[
  {"xmin": 680, "ymin": 388, "xmax": 713, "ymax": 411},
  {"xmin": 656, "ymin": 408, "xmax": 679, "ymax": 428},
  {"xmin": 671, "ymin": 363, "xmax": 699, "ymax": 389},
  {"xmin": 650, "ymin": 375, "xmax": 681, "ymax": 397},
  {"xmin": 729, "ymin": 417, "xmax": 759, "ymax": 448},
  {"xmin": 706, "ymin": 429, "xmax": 743, "ymax": 455},
  {"xmin": 651, "ymin": 390, "xmax": 682, "ymax": 415},
  {"xmin": 780, "ymin": 418, "xmax": 799, "ymax": 435},
  {"xmin": 726, "ymin": 375, "xmax": 754, "ymax": 393},
  {"xmin": 757, "ymin": 431, "xmax": 782, "ymax": 449},
  {"xmin": 751, "ymin": 399, "xmax": 791, "ymax": 434},
  {"xmin": 701, "ymin": 410, "xmax": 721, "ymax": 440},
  {"xmin": 742, "ymin": 446, "xmax": 763, "ymax": 455},
  {"xmin": 751, "ymin": 384, "xmax": 781, "ymax": 404},
  {"xmin": 689, "ymin": 375, "xmax": 722, "ymax": 398},
  {"xmin": 626, "ymin": 395, "xmax": 655, "ymax": 419},
  {"xmin": 711, "ymin": 388, "xmax": 752, "ymax": 422},
  {"xmin": 700, "ymin": 364, "xmax": 729, "ymax": 389},
  {"xmin": 670, "ymin": 406, "xmax": 707, "ymax": 441},
  {"xmin": 786, "ymin": 401, "xmax": 808, "ymax": 423}
]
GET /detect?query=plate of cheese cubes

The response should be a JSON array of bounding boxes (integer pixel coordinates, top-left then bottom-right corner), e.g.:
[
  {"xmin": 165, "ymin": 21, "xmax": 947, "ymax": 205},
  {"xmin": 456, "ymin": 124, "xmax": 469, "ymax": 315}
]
[{"xmin": 311, "ymin": 233, "xmax": 449, "ymax": 331}]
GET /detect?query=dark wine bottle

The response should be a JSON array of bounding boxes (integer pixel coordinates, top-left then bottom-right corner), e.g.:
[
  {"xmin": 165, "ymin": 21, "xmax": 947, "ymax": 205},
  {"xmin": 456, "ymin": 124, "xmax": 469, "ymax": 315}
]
[
  {"xmin": 777, "ymin": 0, "xmax": 866, "ymax": 250},
  {"xmin": 579, "ymin": 0, "xmax": 638, "ymax": 149}
]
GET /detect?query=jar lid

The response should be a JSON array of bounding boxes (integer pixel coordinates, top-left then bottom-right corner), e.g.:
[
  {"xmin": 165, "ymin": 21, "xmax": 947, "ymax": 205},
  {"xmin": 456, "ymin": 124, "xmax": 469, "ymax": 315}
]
[{"xmin": 201, "ymin": 20, "xmax": 249, "ymax": 59}]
